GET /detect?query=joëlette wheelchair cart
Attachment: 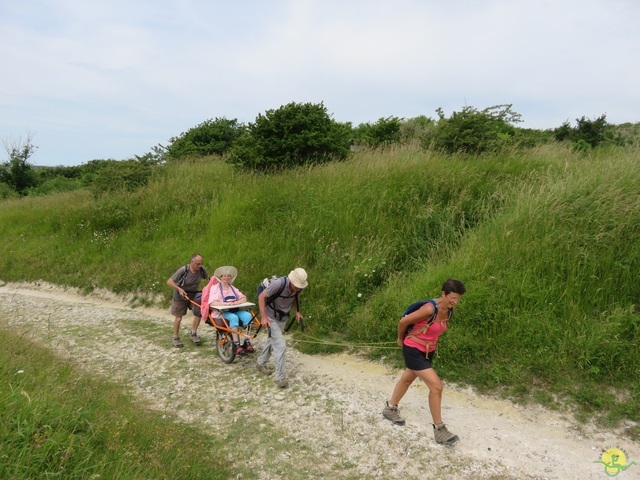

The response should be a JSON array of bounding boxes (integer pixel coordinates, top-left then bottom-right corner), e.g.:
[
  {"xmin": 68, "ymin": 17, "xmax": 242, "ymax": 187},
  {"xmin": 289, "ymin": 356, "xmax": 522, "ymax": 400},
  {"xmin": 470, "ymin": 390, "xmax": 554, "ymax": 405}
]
[
  {"xmin": 184, "ymin": 275, "xmax": 264, "ymax": 364},
  {"xmin": 186, "ymin": 290, "xmax": 303, "ymax": 364},
  {"xmin": 204, "ymin": 302, "xmax": 263, "ymax": 364},
  {"xmin": 202, "ymin": 302, "xmax": 301, "ymax": 363}
]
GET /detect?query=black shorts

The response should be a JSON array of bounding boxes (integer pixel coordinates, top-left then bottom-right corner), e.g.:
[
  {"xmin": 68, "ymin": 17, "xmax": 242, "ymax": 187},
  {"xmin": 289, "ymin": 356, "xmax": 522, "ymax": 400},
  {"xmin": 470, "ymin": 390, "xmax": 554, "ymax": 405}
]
[{"xmin": 403, "ymin": 344, "xmax": 435, "ymax": 371}]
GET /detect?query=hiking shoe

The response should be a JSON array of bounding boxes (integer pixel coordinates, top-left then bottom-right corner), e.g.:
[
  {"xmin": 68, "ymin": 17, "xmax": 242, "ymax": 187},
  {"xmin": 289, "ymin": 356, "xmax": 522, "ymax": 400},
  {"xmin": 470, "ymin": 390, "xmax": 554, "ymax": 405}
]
[
  {"xmin": 243, "ymin": 341, "xmax": 255, "ymax": 353},
  {"xmin": 382, "ymin": 401, "xmax": 405, "ymax": 426},
  {"xmin": 433, "ymin": 423, "xmax": 459, "ymax": 446},
  {"xmin": 173, "ymin": 336, "xmax": 184, "ymax": 348},
  {"xmin": 256, "ymin": 363, "xmax": 272, "ymax": 376},
  {"xmin": 190, "ymin": 331, "xmax": 201, "ymax": 346},
  {"xmin": 277, "ymin": 378, "xmax": 289, "ymax": 388},
  {"xmin": 235, "ymin": 345, "xmax": 246, "ymax": 355}
]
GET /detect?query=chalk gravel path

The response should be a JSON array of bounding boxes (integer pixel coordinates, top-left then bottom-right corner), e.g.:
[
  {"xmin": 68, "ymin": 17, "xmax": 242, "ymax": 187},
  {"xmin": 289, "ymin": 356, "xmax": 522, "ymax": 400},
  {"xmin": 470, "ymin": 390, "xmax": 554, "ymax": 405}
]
[{"xmin": 1, "ymin": 282, "xmax": 637, "ymax": 480}]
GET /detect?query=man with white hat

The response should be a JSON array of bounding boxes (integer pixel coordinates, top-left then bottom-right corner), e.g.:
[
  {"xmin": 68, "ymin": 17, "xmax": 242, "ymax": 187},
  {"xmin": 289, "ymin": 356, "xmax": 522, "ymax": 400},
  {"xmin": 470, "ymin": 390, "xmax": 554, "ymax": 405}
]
[{"xmin": 256, "ymin": 268, "xmax": 308, "ymax": 388}]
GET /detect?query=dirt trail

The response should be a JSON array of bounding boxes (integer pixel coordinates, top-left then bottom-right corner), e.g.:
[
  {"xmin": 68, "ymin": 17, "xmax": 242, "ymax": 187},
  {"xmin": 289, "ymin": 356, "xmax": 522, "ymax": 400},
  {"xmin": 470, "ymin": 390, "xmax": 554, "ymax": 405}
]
[{"xmin": 1, "ymin": 282, "xmax": 638, "ymax": 480}]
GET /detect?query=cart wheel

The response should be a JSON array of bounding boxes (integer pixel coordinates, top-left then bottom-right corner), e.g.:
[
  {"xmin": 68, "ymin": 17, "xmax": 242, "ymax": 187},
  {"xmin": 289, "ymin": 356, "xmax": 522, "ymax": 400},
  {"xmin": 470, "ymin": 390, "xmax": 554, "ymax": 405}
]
[{"xmin": 216, "ymin": 330, "xmax": 236, "ymax": 364}]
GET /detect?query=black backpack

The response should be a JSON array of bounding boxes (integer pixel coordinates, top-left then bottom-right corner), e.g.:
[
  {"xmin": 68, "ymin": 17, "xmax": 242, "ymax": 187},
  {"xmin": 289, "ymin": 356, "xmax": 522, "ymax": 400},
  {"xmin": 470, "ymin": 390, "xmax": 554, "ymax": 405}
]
[
  {"xmin": 256, "ymin": 276, "xmax": 299, "ymax": 320},
  {"xmin": 403, "ymin": 299, "xmax": 441, "ymax": 336}
]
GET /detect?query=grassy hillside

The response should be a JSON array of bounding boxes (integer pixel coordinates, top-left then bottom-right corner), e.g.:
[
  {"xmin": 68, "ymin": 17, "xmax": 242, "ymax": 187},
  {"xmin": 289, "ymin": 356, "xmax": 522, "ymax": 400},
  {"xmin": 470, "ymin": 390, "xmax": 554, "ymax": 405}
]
[{"xmin": 1, "ymin": 144, "xmax": 638, "ymax": 426}]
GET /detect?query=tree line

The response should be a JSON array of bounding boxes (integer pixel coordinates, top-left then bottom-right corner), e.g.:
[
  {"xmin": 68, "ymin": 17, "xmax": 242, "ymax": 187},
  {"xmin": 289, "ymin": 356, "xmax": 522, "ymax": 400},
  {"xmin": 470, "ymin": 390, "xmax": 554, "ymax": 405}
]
[{"xmin": 2, "ymin": 102, "xmax": 636, "ymax": 200}]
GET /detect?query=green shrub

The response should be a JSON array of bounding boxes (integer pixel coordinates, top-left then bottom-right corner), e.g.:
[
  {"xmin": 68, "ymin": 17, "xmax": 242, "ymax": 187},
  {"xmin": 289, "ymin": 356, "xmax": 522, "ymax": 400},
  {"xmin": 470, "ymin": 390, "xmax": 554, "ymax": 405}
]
[
  {"xmin": 433, "ymin": 104, "xmax": 522, "ymax": 154},
  {"xmin": 353, "ymin": 116, "xmax": 403, "ymax": 148},
  {"xmin": 554, "ymin": 114, "xmax": 612, "ymax": 148},
  {"xmin": 166, "ymin": 117, "xmax": 245, "ymax": 159},
  {"xmin": 91, "ymin": 159, "xmax": 155, "ymax": 196},
  {"xmin": 228, "ymin": 101, "xmax": 351, "ymax": 171},
  {"xmin": 27, "ymin": 176, "xmax": 84, "ymax": 196},
  {"xmin": 1, "ymin": 134, "xmax": 40, "ymax": 196},
  {"xmin": 611, "ymin": 122, "xmax": 640, "ymax": 147},
  {"xmin": 0, "ymin": 182, "xmax": 18, "ymax": 200},
  {"xmin": 398, "ymin": 115, "xmax": 436, "ymax": 146},
  {"xmin": 0, "ymin": 157, "xmax": 38, "ymax": 196},
  {"xmin": 572, "ymin": 138, "xmax": 592, "ymax": 153}
]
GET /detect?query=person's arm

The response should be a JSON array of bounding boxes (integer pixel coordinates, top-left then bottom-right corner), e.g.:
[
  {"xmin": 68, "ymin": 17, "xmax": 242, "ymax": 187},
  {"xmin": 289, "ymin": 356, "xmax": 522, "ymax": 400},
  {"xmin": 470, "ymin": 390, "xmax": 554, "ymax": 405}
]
[
  {"xmin": 294, "ymin": 294, "xmax": 303, "ymax": 321},
  {"xmin": 167, "ymin": 277, "xmax": 187, "ymax": 299},
  {"xmin": 396, "ymin": 302, "xmax": 435, "ymax": 346},
  {"xmin": 258, "ymin": 291, "xmax": 270, "ymax": 327}
]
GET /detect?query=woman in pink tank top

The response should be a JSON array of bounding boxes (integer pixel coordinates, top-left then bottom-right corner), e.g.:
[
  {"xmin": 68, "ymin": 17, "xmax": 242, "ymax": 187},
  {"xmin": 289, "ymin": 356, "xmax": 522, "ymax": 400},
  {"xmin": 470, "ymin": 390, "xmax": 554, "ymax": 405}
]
[{"xmin": 382, "ymin": 279, "xmax": 466, "ymax": 446}]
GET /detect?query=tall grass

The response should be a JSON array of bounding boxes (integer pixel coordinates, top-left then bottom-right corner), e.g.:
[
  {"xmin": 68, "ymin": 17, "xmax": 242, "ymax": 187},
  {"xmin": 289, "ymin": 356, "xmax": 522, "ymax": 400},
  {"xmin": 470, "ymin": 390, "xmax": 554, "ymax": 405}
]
[
  {"xmin": 0, "ymin": 325, "xmax": 232, "ymax": 479},
  {"xmin": 1, "ymin": 144, "xmax": 638, "ymax": 426},
  {"xmin": 355, "ymin": 145, "xmax": 640, "ymax": 425}
]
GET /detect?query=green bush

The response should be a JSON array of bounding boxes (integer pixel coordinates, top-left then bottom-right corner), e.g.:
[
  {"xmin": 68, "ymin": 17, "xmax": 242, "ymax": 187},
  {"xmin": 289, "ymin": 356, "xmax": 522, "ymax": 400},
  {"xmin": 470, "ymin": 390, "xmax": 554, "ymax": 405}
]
[
  {"xmin": 433, "ymin": 104, "xmax": 522, "ymax": 154},
  {"xmin": 353, "ymin": 116, "xmax": 403, "ymax": 148},
  {"xmin": 91, "ymin": 159, "xmax": 156, "ymax": 196},
  {"xmin": 27, "ymin": 176, "xmax": 85, "ymax": 196},
  {"xmin": 228, "ymin": 101, "xmax": 351, "ymax": 171},
  {"xmin": 0, "ymin": 156, "xmax": 38, "ymax": 196},
  {"xmin": 398, "ymin": 115, "xmax": 436, "ymax": 146},
  {"xmin": 611, "ymin": 122, "xmax": 640, "ymax": 147},
  {"xmin": 0, "ymin": 182, "xmax": 18, "ymax": 200},
  {"xmin": 36, "ymin": 164, "xmax": 84, "ymax": 181},
  {"xmin": 1, "ymin": 135, "xmax": 39, "ymax": 196},
  {"xmin": 554, "ymin": 114, "xmax": 612, "ymax": 148},
  {"xmin": 166, "ymin": 117, "xmax": 245, "ymax": 160}
]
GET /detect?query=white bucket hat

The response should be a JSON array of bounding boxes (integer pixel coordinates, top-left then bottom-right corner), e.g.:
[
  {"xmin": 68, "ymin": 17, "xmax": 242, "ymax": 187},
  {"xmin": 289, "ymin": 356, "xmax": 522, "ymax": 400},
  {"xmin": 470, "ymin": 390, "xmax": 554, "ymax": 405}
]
[
  {"xmin": 288, "ymin": 268, "xmax": 308, "ymax": 289},
  {"xmin": 214, "ymin": 266, "xmax": 238, "ymax": 282}
]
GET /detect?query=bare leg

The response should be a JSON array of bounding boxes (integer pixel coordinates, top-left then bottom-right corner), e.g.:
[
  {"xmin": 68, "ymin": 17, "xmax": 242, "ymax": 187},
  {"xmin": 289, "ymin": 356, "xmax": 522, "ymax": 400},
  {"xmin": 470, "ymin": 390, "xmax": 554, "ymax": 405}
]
[
  {"xmin": 390, "ymin": 368, "xmax": 417, "ymax": 405},
  {"xmin": 192, "ymin": 316, "xmax": 201, "ymax": 333},
  {"xmin": 414, "ymin": 368, "xmax": 444, "ymax": 424},
  {"xmin": 173, "ymin": 316, "xmax": 182, "ymax": 337}
]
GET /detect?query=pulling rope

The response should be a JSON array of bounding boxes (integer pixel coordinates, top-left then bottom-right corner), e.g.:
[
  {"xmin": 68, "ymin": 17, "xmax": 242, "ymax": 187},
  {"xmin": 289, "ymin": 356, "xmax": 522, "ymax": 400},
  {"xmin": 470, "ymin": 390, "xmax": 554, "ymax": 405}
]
[
  {"xmin": 287, "ymin": 333, "xmax": 398, "ymax": 350},
  {"xmin": 186, "ymin": 294, "xmax": 397, "ymax": 350}
]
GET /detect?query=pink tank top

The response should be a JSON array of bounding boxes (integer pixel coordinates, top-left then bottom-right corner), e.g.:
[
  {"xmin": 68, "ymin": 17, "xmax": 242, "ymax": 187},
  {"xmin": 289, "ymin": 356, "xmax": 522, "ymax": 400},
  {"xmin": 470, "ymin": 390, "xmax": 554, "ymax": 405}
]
[{"xmin": 403, "ymin": 305, "xmax": 451, "ymax": 353}]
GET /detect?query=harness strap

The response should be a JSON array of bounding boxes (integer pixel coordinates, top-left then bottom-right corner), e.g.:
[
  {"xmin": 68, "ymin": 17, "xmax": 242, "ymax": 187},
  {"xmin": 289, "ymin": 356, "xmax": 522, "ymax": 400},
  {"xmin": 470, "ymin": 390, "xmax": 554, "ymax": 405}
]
[
  {"xmin": 219, "ymin": 283, "xmax": 240, "ymax": 299},
  {"xmin": 266, "ymin": 277, "xmax": 299, "ymax": 321},
  {"xmin": 405, "ymin": 334, "xmax": 436, "ymax": 350},
  {"xmin": 406, "ymin": 315, "xmax": 449, "ymax": 353},
  {"xmin": 405, "ymin": 335, "xmax": 437, "ymax": 358}
]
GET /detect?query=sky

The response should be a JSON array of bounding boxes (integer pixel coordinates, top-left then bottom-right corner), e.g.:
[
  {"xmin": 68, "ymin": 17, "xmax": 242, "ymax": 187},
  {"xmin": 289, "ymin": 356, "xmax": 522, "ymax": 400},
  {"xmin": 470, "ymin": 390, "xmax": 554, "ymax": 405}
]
[{"xmin": 1, "ymin": 0, "xmax": 639, "ymax": 166}]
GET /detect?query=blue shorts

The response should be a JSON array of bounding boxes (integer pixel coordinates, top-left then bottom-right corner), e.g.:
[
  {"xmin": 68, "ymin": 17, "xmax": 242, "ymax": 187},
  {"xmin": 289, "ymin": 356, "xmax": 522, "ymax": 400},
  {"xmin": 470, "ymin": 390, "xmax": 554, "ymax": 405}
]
[{"xmin": 221, "ymin": 310, "xmax": 253, "ymax": 328}]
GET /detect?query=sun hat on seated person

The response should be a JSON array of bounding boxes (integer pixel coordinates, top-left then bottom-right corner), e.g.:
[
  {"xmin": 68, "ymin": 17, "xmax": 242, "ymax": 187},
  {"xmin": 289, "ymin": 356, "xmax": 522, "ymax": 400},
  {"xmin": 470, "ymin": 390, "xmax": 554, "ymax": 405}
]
[
  {"xmin": 288, "ymin": 268, "xmax": 308, "ymax": 289},
  {"xmin": 214, "ymin": 266, "xmax": 238, "ymax": 283}
]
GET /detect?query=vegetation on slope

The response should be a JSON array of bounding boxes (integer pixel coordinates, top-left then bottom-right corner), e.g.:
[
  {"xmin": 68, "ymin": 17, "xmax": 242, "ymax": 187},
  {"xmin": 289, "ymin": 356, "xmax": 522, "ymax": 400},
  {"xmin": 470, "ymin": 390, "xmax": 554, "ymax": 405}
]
[{"xmin": 1, "ymin": 142, "xmax": 638, "ymax": 428}]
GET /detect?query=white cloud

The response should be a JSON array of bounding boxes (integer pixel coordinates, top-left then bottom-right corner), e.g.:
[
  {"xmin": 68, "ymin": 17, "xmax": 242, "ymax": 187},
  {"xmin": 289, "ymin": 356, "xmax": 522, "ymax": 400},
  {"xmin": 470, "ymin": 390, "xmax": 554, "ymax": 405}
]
[{"xmin": 1, "ymin": 0, "xmax": 639, "ymax": 165}]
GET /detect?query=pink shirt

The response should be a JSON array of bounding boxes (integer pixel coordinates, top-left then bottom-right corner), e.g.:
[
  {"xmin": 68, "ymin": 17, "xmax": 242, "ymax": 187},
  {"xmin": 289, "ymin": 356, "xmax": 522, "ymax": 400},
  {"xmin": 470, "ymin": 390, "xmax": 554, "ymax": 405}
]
[
  {"xmin": 403, "ymin": 308, "xmax": 452, "ymax": 353},
  {"xmin": 207, "ymin": 283, "xmax": 246, "ymax": 316}
]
